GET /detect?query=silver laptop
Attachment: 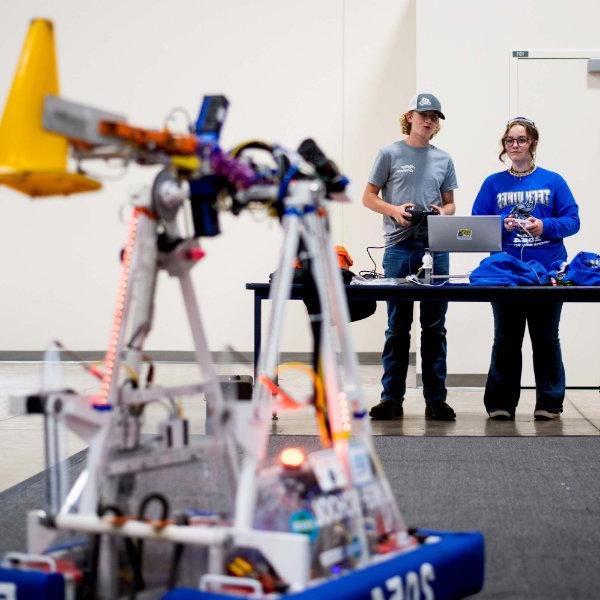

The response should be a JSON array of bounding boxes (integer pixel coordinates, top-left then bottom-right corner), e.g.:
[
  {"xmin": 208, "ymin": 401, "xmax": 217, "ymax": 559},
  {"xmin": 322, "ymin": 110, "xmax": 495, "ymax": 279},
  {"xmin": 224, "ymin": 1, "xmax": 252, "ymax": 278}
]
[{"xmin": 426, "ymin": 215, "xmax": 502, "ymax": 252}]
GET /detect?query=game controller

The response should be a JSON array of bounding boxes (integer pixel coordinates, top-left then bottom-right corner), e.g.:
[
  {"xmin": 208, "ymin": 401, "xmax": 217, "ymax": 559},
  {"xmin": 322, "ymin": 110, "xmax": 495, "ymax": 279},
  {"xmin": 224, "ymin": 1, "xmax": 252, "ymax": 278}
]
[
  {"xmin": 511, "ymin": 218, "xmax": 529, "ymax": 228},
  {"xmin": 405, "ymin": 205, "xmax": 438, "ymax": 226}
]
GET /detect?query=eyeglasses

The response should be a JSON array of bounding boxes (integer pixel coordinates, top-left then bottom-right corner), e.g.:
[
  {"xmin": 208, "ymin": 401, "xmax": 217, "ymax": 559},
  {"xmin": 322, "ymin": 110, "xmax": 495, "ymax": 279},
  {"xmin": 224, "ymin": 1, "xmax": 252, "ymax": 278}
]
[
  {"xmin": 417, "ymin": 111, "xmax": 440, "ymax": 122},
  {"xmin": 503, "ymin": 136, "xmax": 530, "ymax": 147},
  {"xmin": 507, "ymin": 117, "xmax": 536, "ymax": 128}
]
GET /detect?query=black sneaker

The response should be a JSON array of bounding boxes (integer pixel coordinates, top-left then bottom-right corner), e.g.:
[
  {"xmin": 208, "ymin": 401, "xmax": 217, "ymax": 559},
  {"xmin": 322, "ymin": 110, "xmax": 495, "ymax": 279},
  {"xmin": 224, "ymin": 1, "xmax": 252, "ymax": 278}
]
[
  {"xmin": 425, "ymin": 401, "xmax": 456, "ymax": 421},
  {"xmin": 369, "ymin": 399, "xmax": 404, "ymax": 420}
]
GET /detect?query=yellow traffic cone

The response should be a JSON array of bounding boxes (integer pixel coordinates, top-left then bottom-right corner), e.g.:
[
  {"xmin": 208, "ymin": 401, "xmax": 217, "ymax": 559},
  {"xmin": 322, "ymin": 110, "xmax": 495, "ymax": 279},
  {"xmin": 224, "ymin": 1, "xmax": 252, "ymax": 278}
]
[{"xmin": 0, "ymin": 18, "xmax": 101, "ymax": 197}]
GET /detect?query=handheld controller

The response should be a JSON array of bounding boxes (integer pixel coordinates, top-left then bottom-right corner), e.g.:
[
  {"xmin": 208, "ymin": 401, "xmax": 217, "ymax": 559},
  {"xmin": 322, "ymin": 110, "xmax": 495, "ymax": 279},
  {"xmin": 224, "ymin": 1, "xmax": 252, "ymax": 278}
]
[
  {"xmin": 405, "ymin": 205, "xmax": 438, "ymax": 227},
  {"xmin": 508, "ymin": 203, "xmax": 532, "ymax": 230}
]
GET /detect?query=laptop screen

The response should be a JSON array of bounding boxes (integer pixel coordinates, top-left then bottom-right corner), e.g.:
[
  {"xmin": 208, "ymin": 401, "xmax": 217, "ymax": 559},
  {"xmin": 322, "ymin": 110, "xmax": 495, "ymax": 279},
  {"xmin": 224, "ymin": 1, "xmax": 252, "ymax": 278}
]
[{"xmin": 426, "ymin": 215, "xmax": 502, "ymax": 252}]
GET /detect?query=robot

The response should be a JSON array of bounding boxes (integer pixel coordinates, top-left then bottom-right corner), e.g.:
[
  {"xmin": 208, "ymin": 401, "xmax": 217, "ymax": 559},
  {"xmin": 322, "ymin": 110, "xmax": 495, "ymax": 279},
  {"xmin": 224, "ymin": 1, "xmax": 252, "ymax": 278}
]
[{"xmin": 0, "ymin": 19, "xmax": 484, "ymax": 600}]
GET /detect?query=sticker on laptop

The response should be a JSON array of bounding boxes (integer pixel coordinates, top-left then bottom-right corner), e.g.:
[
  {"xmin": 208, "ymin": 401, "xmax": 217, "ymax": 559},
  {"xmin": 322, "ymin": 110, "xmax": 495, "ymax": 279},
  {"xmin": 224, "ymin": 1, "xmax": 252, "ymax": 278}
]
[{"xmin": 457, "ymin": 228, "xmax": 473, "ymax": 240}]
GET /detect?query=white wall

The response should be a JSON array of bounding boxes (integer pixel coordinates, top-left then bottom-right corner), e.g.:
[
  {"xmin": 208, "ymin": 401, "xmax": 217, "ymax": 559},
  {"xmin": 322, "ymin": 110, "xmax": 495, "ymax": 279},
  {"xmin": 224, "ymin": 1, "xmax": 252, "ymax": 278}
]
[
  {"xmin": 0, "ymin": 0, "xmax": 415, "ymax": 353},
  {"xmin": 8, "ymin": 1, "xmax": 594, "ymax": 377},
  {"xmin": 416, "ymin": 0, "xmax": 600, "ymax": 377}
]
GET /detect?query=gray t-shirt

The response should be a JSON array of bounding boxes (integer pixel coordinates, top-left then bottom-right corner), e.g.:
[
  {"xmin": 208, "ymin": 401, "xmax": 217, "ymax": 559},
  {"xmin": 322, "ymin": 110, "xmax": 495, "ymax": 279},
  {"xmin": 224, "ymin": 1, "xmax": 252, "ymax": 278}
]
[{"xmin": 368, "ymin": 140, "xmax": 458, "ymax": 244}]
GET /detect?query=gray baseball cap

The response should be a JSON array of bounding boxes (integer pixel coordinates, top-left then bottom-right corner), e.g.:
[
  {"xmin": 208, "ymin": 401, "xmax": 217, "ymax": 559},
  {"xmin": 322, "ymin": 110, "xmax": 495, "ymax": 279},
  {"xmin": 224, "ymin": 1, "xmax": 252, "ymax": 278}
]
[{"xmin": 407, "ymin": 93, "xmax": 445, "ymax": 119}]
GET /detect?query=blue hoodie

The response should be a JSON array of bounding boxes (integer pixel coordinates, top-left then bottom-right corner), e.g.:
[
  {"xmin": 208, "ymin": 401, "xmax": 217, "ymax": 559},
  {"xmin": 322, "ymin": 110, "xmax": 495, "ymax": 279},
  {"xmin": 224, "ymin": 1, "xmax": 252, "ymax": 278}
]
[
  {"xmin": 559, "ymin": 251, "xmax": 600, "ymax": 286},
  {"xmin": 469, "ymin": 253, "xmax": 550, "ymax": 286},
  {"xmin": 472, "ymin": 167, "xmax": 580, "ymax": 269}
]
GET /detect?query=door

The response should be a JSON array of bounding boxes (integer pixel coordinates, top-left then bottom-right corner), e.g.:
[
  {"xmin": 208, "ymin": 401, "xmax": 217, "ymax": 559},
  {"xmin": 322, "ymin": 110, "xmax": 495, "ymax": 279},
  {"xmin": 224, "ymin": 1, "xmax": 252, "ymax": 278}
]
[{"xmin": 513, "ymin": 55, "xmax": 600, "ymax": 386}]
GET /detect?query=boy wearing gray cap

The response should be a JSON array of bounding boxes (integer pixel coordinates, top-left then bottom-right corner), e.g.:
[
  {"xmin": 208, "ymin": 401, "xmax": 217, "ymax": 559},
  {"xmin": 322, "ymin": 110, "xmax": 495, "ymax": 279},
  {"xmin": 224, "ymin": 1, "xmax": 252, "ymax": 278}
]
[{"xmin": 362, "ymin": 93, "xmax": 458, "ymax": 421}]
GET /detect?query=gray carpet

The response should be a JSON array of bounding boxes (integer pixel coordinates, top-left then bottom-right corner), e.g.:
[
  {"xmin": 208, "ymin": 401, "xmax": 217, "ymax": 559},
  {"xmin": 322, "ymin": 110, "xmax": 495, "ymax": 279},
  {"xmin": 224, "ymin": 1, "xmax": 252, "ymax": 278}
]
[{"xmin": 1, "ymin": 436, "xmax": 599, "ymax": 599}]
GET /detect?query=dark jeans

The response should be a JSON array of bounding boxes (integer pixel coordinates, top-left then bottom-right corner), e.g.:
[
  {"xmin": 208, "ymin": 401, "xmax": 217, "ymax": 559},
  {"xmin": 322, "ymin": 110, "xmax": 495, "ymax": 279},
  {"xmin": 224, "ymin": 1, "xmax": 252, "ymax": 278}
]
[
  {"xmin": 484, "ymin": 301, "xmax": 565, "ymax": 413},
  {"xmin": 381, "ymin": 240, "xmax": 449, "ymax": 404}
]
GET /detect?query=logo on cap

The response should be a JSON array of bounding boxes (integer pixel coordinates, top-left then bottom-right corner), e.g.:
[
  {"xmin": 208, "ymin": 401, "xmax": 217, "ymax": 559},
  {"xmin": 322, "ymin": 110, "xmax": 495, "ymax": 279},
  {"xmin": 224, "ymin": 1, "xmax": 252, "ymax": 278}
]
[{"xmin": 419, "ymin": 97, "xmax": 432, "ymax": 107}]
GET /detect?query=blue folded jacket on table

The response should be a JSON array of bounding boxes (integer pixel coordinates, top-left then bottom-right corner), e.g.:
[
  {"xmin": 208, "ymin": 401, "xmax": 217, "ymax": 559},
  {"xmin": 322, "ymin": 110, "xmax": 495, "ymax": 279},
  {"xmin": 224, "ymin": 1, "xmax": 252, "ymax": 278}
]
[
  {"xmin": 469, "ymin": 253, "xmax": 550, "ymax": 286},
  {"xmin": 551, "ymin": 251, "xmax": 600, "ymax": 286}
]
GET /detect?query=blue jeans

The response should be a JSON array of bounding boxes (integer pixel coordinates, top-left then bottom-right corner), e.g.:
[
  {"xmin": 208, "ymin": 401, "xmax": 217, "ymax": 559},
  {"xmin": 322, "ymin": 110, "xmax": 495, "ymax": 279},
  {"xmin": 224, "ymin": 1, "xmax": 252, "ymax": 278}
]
[
  {"xmin": 381, "ymin": 241, "xmax": 449, "ymax": 404},
  {"xmin": 484, "ymin": 301, "xmax": 565, "ymax": 413}
]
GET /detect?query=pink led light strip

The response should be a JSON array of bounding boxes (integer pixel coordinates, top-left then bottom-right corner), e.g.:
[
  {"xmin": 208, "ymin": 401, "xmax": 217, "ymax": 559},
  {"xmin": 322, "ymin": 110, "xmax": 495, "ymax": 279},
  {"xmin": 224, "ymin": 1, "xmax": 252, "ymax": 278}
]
[{"xmin": 95, "ymin": 208, "xmax": 143, "ymax": 406}]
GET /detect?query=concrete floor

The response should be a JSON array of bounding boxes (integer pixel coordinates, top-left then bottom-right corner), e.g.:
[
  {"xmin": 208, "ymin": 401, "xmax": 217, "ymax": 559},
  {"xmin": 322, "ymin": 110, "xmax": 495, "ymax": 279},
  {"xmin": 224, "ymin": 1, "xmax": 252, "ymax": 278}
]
[{"xmin": 0, "ymin": 361, "xmax": 598, "ymax": 492}]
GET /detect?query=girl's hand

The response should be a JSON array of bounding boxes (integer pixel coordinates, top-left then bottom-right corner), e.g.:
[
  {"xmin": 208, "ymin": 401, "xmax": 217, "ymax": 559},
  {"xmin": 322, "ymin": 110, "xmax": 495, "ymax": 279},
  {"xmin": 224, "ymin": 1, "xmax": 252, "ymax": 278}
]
[{"xmin": 524, "ymin": 216, "xmax": 544, "ymax": 236}]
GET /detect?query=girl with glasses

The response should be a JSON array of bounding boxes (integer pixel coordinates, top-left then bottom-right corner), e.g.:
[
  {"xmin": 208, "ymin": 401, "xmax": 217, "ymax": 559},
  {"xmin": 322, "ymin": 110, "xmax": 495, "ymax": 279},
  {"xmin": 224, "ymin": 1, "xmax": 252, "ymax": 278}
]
[{"xmin": 471, "ymin": 117, "xmax": 580, "ymax": 421}]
